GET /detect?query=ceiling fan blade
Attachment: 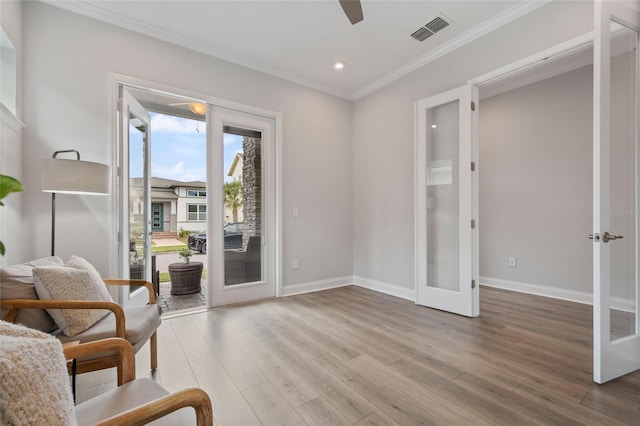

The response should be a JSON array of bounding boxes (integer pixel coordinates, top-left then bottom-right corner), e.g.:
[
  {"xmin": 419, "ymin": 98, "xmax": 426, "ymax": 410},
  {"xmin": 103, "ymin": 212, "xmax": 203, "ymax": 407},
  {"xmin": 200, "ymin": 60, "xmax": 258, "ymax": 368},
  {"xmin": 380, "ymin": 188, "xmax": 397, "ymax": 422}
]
[{"xmin": 339, "ymin": 0, "xmax": 363, "ymax": 25}]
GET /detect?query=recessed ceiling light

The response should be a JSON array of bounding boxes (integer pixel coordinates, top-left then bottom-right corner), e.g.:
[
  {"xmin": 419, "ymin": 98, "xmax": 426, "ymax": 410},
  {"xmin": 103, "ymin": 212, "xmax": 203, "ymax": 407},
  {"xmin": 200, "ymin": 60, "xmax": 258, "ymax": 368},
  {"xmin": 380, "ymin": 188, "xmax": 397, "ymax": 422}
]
[
  {"xmin": 334, "ymin": 61, "xmax": 345, "ymax": 70},
  {"xmin": 431, "ymin": 124, "xmax": 438, "ymax": 128}
]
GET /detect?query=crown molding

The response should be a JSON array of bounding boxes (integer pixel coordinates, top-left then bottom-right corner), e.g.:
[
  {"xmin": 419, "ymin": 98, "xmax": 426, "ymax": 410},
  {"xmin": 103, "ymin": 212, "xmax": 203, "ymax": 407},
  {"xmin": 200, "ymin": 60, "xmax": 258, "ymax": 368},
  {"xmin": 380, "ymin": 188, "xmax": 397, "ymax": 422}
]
[
  {"xmin": 43, "ymin": 0, "xmax": 354, "ymax": 100},
  {"xmin": 351, "ymin": 0, "xmax": 551, "ymax": 100},
  {"xmin": 43, "ymin": 0, "xmax": 549, "ymax": 102}
]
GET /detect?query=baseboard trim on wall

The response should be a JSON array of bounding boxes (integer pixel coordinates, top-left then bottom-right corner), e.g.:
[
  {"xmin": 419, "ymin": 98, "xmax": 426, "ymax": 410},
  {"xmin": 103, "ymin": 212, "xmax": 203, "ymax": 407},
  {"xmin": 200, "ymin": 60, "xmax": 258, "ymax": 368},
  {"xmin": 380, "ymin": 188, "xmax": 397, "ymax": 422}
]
[
  {"xmin": 353, "ymin": 276, "xmax": 416, "ymax": 301},
  {"xmin": 282, "ymin": 276, "xmax": 352, "ymax": 297},
  {"xmin": 480, "ymin": 276, "xmax": 635, "ymax": 313}
]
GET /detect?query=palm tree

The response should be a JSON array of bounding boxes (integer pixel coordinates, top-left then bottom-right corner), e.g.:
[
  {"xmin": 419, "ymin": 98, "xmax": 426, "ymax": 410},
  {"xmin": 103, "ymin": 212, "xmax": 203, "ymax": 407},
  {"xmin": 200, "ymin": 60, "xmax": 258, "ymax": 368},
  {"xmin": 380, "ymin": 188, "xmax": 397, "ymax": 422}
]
[{"xmin": 224, "ymin": 181, "xmax": 243, "ymax": 223}]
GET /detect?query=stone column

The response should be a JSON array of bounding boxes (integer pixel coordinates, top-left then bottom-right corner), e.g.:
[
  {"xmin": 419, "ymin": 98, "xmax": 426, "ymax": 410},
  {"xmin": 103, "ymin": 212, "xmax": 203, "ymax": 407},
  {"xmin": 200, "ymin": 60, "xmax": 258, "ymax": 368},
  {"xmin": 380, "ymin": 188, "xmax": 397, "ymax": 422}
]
[{"xmin": 242, "ymin": 137, "xmax": 261, "ymax": 249}]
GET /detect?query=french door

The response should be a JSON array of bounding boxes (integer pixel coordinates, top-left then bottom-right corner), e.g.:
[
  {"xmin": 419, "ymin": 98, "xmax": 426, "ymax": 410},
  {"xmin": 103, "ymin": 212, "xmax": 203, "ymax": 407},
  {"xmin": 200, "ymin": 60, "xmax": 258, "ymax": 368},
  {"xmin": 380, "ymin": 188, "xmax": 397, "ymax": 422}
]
[
  {"xmin": 415, "ymin": 84, "xmax": 479, "ymax": 317},
  {"xmin": 117, "ymin": 87, "xmax": 152, "ymax": 307},
  {"xmin": 208, "ymin": 107, "xmax": 277, "ymax": 306},
  {"xmin": 592, "ymin": 0, "xmax": 640, "ymax": 383}
]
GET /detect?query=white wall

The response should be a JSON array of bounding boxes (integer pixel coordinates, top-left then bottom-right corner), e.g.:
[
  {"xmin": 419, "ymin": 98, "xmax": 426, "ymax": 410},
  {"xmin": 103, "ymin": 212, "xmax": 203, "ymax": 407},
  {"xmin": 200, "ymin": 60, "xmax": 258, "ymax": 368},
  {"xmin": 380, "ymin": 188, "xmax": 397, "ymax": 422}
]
[
  {"xmin": 21, "ymin": 1, "xmax": 353, "ymax": 289},
  {"xmin": 0, "ymin": 0, "xmax": 25, "ymax": 267},
  {"xmin": 479, "ymin": 64, "xmax": 593, "ymax": 294},
  {"xmin": 352, "ymin": 1, "xmax": 594, "ymax": 295}
]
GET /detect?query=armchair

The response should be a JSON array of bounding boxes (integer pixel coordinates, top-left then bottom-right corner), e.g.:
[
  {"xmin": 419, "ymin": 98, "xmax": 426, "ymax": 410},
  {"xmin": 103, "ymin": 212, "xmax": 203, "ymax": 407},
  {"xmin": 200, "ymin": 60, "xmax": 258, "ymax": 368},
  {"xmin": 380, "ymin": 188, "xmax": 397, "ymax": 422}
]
[
  {"xmin": 0, "ymin": 319, "xmax": 212, "ymax": 426},
  {"xmin": 65, "ymin": 337, "xmax": 212, "ymax": 425},
  {"xmin": 0, "ymin": 257, "xmax": 160, "ymax": 385}
]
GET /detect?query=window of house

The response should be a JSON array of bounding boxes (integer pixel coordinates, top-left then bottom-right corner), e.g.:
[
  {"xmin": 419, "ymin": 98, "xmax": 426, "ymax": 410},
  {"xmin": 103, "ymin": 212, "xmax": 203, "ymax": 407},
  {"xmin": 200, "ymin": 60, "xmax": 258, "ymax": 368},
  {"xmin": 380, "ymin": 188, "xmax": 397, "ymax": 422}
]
[
  {"xmin": 187, "ymin": 189, "xmax": 207, "ymax": 197},
  {"xmin": 187, "ymin": 204, "xmax": 206, "ymax": 221}
]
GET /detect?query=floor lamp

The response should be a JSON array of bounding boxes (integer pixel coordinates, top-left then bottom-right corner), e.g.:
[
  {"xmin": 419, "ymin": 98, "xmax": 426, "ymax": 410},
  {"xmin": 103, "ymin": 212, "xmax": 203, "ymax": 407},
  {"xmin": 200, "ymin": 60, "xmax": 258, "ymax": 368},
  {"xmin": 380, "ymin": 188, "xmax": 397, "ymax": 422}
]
[{"xmin": 42, "ymin": 150, "xmax": 111, "ymax": 256}]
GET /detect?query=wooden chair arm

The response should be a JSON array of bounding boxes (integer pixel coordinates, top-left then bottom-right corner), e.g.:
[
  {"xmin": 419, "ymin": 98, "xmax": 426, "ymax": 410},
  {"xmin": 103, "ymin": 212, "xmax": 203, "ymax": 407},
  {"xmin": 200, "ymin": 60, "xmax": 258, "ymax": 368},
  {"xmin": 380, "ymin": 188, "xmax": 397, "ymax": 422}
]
[
  {"xmin": 0, "ymin": 299, "xmax": 126, "ymax": 338},
  {"xmin": 93, "ymin": 387, "xmax": 213, "ymax": 426},
  {"xmin": 103, "ymin": 279, "xmax": 156, "ymax": 304},
  {"xmin": 63, "ymin": 338, "xmax": 135, "ymax": 385}
]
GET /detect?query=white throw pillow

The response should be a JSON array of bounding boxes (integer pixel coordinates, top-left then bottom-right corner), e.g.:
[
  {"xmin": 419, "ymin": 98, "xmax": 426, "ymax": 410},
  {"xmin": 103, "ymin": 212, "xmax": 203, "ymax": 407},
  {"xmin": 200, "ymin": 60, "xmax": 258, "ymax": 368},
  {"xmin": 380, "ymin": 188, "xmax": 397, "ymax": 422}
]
[
  {"xmin": 65, "ymin": 255, "xmax": 104, "ymax": 284},
  {"xmin": 0, "ymin": 320, "xmax": 77, "ymax": 425},
  {"xmin": 33, "ymin": 266, "xmax": 113, "ymax": 337}
]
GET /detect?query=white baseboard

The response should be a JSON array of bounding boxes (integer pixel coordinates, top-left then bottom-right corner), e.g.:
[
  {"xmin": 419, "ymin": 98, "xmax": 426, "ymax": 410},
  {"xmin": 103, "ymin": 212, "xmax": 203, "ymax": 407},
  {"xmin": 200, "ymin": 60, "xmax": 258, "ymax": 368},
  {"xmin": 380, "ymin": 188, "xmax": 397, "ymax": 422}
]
[
  {"xmin": 282, "ymin": 276, "xmax": 352, "ymax": 297},
  {"xmin": 480, "ymin": 276, "xmax": 635, "ymax": 313},
  {"xmin": 353, "ymin": 276, "xmax": 416, "ymax": 301}
]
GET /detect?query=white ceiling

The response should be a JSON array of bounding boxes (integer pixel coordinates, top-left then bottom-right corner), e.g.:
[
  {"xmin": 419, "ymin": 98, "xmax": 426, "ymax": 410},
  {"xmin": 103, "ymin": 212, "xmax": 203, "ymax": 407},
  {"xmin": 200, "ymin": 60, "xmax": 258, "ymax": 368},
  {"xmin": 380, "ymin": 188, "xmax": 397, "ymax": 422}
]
[{"xmin": 46, "ymin": 0, "xmax": 550, "ymax": 100}]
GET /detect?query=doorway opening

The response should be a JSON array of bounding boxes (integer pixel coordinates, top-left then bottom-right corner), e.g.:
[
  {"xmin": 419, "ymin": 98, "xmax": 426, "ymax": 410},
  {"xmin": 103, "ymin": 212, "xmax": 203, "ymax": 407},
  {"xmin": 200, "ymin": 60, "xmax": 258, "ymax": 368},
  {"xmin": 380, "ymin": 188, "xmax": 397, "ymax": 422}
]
[
  {"xmin": 119, "ymin": 86, "xmax": 208, "ymax": 314},
  {"xmin": 476, "ymin": 32, "xmax": 636, "ymax": 339},
  {"xmin": 473, "ymin": 20, "xmax": 638, "ymax": 384}
]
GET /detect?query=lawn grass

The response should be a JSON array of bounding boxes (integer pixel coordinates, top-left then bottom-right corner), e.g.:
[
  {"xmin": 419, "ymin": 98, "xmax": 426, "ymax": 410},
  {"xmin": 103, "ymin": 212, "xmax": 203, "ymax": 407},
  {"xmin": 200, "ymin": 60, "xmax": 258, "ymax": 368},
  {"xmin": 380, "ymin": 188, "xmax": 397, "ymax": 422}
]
[
  {"xmin": 159, "ymin": 268, "xmax": 207, "ymax": 283},
  {"xmin": 151, "ymin": 244, "xmax": 187, "ymax": 254}
]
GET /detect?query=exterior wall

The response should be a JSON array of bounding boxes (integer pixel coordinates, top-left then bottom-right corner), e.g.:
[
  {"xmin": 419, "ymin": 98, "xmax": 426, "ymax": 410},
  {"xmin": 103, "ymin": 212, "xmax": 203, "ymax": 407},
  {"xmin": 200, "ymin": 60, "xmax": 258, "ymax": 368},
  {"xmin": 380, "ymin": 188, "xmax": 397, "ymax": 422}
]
[{"xmin": 177, "ymin": 186, "xmax": 207, "ymax": 233}]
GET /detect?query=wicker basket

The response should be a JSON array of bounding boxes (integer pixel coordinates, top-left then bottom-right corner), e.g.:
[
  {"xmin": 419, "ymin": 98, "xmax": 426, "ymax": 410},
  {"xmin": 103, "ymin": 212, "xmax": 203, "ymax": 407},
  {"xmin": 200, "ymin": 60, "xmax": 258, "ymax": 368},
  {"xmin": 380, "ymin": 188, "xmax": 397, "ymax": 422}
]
[{"xmin": 168, "ymin": 262, "xmax": 203, "ymax": 295}]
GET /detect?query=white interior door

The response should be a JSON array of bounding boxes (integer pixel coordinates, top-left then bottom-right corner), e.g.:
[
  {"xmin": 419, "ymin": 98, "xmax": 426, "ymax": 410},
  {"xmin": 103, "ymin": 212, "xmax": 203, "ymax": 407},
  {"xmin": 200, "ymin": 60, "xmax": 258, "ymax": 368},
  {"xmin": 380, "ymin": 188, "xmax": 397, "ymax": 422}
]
[
  {"xmin": 118, "ymin": 87, "xmax": 152, "ymax": 307},
  {"xmin": 593, "ymin": 0, "xmax": 640, "ymax": 384},
  {"xmin": 208, "ymin": 106, "xmax": 277, "ymax": 307},
  {"xmin": 415, "ymin": 84, "xmax": 479, "ymax": 317}
]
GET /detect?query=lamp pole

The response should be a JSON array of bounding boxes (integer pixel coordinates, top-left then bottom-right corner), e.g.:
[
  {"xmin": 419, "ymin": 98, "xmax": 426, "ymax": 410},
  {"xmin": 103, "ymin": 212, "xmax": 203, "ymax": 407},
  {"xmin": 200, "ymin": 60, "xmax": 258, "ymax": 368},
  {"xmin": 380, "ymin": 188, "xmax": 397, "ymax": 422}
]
[{"xmin": 50, "ymin": 150, "xmax": 81, "ymax": 256}]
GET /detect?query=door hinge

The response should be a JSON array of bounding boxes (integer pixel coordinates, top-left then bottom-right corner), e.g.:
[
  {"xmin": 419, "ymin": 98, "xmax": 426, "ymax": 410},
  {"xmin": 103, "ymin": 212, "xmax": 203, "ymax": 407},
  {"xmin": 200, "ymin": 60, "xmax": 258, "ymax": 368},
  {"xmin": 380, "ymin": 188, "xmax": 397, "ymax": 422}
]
[
  {"xmin": 471, "ymin": 101, "xmax": 476, "ymax": 111},
  {"xmin": 471, "ymin": 219, "xmax": 476, "ymax": 229},
  {"xmin": 472, "ymin": 279, "xmax": 476, "ymax": 289},
  {"xmin": 471, "ymin": 161, "xmax": 476, "ymax": 171}
]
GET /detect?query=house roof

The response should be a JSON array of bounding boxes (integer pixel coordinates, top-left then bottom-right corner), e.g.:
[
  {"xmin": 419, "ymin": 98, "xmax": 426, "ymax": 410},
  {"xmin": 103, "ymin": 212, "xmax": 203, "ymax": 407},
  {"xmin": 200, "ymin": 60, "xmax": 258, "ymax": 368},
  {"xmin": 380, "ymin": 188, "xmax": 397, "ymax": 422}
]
[
  {"xmin": 150, "ymin": 190, "xmax": 178, "ymax": 200},
  {"xmin": 150, "ymin": 177, "xmax": 206, "ymax": 189},
  {"xmin": 227, "ymin": 153, "xmax": 244, "ymax": 177},
  {"xmin": 130, "ymin": 177, "xmax": 207, "ymax": 189}
]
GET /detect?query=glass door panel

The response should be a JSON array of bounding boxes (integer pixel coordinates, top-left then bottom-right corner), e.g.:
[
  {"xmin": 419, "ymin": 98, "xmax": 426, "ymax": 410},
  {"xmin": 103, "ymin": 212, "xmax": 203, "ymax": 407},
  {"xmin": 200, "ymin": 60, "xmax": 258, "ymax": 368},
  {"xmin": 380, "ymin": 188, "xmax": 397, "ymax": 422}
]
[
  {"xmin": 416, "ymin": 85, "xmax": 478, "ymax": 317},
  {"xmin": 426, "ymin": 100, "xmax": 460, "ymax": 291},
  {"xmin": 608, "ymin": 24, "xmax": 637, "ymax": 341},
  {"xmin": 223, "ymin": 129, "xmax": 263, "ymax": 286},
  {"xmin": 128, "ymin": 120, "xmax": 149, "ymax": 285}
]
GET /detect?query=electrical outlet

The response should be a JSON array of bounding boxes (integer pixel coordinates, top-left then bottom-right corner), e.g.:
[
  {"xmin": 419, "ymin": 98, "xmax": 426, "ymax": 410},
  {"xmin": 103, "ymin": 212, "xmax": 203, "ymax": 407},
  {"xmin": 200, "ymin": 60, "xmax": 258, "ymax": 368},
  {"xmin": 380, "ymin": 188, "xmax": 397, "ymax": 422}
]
[
  {"xmin": 293, "ymin": 206, "xmax": 299, "ymax": 217},
  {"xmin": 292, "ymin": 258, "xmax": 299, "ymax": 269},
  {"xmin": 508, "ymin": 257, "xmax": 517, "ymax": 267}
]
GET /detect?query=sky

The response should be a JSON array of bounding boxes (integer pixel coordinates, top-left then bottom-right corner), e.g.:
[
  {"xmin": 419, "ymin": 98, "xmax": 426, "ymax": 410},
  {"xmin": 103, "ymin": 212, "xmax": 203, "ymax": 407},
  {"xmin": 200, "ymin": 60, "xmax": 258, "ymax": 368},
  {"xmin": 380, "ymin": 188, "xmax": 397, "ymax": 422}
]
[{"xmin": 129, "ymin": 112, "xmax": 243, "ymax": 182}]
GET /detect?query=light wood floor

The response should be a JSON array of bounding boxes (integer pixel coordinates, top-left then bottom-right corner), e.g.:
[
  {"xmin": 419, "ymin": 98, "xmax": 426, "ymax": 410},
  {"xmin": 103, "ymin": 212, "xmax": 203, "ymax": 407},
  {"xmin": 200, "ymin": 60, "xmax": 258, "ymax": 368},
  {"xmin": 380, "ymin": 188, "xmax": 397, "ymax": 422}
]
[{"xmin": 77, "ymin": 286, "xmax": 640, "ymax": 425}]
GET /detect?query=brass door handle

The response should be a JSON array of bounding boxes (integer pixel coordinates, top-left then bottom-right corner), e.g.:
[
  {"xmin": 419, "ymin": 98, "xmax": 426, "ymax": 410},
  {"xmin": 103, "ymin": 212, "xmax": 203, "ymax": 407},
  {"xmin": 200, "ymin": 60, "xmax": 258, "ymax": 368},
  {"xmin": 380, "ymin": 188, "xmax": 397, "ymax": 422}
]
[{"xmin": 602, "ymin": 232, "xmax": 623, "ymax": 243}]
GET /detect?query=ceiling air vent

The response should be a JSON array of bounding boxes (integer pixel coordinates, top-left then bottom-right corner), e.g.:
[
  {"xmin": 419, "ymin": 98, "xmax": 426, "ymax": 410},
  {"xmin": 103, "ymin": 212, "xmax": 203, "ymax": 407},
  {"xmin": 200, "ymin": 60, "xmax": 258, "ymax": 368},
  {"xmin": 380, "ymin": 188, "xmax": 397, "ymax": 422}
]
[{"xmin": 411, "ymin": 16, "xmax": 450, "ymax": 42}]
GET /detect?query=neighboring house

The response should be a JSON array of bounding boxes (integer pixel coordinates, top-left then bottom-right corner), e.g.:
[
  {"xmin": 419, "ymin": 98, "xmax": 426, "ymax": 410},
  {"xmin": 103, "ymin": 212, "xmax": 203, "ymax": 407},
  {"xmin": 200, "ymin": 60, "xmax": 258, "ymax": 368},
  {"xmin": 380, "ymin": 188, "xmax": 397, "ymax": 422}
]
[
  {"xmin": 131, "ymin": 153, "xmax": 246, "ymax": 235},
  {"xmin": 130, "ymin": 177, "xmax": 207, "ymax": 234},
  {"xmin": 225, "ymin": 152, "xmax": 244, "ymax": 223}
]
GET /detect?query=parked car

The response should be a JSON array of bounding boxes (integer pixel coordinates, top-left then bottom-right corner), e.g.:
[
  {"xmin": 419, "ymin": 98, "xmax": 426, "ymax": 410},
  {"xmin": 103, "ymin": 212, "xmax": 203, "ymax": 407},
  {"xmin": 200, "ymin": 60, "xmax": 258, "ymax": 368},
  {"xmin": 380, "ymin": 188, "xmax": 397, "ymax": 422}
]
[{"xmin": 188, "ymin": 222, "xmax": 244, "ymax": 254}]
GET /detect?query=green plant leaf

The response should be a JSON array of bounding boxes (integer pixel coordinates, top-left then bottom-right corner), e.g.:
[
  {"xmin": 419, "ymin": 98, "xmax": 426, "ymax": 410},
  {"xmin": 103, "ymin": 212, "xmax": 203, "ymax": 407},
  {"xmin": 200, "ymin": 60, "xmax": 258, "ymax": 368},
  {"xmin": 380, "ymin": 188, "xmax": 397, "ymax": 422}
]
[
  {"xmin": 0, "ymin": 241, "xmax": 5, "ymax": 256},
  {"xmin": 0, "ymin": 175, "xmax": 24, "ymax": 200}
]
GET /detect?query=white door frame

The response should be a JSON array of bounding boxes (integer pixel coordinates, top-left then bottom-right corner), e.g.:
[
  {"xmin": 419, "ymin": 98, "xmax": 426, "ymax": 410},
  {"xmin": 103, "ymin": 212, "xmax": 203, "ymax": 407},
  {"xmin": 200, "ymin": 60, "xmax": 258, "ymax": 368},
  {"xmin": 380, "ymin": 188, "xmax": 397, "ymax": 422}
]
[
  {"xmin": 110, "ymin": 74, "xmax": 283, "ymax": 306},
  {"xmin": 415, "ymin": 84, "xmax": 479, "ymax": 317},
  {"xmin": 592, "ymin": 0, "xmax": 640, "ymax": 384},
  {"xmin": 209, "ymin": 107, "xmax": 278, "ymax": 306},
  {"xmin": 117, "ymin": 87, "xmax": 152, "ymax": 308},
  {"xmin": 466, "ymin": 13, "xmax": 640, "ymax": 383}
]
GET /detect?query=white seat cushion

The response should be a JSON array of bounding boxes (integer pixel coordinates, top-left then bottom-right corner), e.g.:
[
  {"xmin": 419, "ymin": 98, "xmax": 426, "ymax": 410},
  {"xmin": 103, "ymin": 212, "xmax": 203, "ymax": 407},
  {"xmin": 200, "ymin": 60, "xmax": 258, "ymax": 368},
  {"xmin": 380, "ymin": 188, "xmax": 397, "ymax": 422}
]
[
  {"xmin": 58, "ymin": 304, "xmax": 161, "ymax": 357},
  {"xmin": 75, "ymin": 378, "xmax": 195, "ymax": 426}
]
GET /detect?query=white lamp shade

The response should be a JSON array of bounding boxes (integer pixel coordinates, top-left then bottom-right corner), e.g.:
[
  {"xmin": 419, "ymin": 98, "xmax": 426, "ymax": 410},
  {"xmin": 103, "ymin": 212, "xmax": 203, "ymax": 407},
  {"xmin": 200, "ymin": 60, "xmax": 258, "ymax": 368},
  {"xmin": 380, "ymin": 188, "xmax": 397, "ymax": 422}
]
[{"xmin": 42, "ymin": 158, "xmax": 111, "ymax": 195}]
